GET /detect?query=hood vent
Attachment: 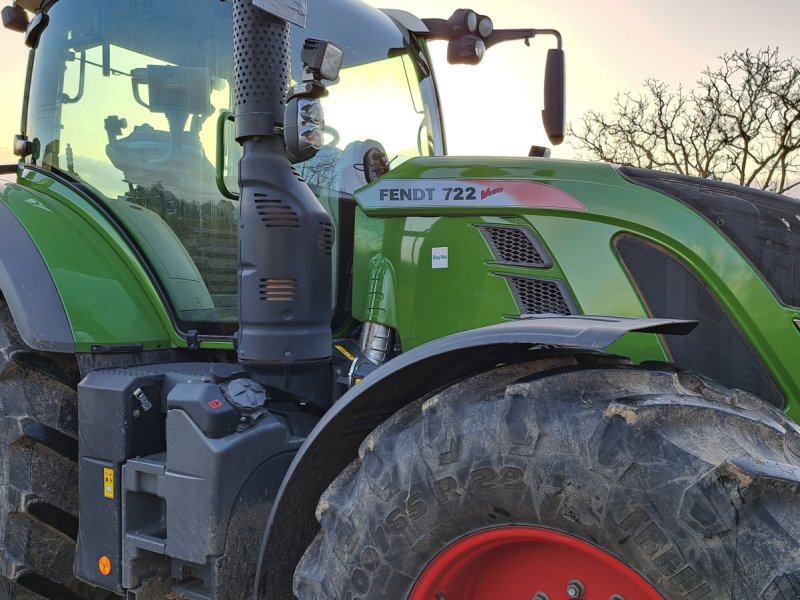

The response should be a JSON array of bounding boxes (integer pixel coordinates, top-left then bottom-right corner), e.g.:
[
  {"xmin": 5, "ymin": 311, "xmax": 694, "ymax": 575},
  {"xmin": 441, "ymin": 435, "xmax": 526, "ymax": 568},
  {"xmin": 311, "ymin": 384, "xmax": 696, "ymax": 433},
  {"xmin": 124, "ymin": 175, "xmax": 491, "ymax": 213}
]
[
  {"xmin": 479, "ymin": 226, "xmax": 551, "ymax": 268},
  {"xmin": 506, "ymin": 276, "xmax": 575, "ymax": 316}
]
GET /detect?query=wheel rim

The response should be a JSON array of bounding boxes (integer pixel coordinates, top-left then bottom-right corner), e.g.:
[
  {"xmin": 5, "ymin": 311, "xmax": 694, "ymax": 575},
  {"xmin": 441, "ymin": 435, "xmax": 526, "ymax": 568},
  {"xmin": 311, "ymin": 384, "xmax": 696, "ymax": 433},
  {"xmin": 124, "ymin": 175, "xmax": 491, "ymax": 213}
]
[{"xmin": 408, "ymin": 527, "xmax": 662, "ymax": 600}]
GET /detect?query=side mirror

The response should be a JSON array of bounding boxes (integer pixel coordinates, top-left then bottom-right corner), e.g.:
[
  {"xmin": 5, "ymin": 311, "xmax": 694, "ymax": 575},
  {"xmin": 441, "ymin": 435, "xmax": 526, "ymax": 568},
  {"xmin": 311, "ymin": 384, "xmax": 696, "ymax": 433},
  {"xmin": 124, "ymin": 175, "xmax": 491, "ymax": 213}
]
[{"xmin": 542, "ymin": 48, "xmax": 565, "ymax": 145}]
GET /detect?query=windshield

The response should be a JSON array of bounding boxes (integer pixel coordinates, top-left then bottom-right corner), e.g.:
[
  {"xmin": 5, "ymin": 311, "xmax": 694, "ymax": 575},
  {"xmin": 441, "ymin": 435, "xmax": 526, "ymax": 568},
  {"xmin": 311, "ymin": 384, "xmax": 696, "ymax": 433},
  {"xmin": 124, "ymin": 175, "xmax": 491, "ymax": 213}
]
[{"xmin": 26, "ymin": 0, "xmax": 442, "ymax": 334}]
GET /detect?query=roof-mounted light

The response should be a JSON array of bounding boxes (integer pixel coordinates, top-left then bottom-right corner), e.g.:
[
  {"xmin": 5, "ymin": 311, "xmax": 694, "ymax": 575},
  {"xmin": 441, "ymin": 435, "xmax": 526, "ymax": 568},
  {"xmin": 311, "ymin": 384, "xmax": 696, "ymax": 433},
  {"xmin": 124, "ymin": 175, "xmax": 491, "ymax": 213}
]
[
  {"xmin": 421, "ymin": 9, "xmax": 497, "ymax": 65},
  {"xmin": 478, "ymin": 16, "xmax": 494, "ymax": 38},
  {"xmin": 446, "ymin": 9, "xmax": 478, "ymax": 36},
  {"xmin": 466, "ymin": 11, "xmax": 478, "ymax": 33},
  {"xmin": 447, "ymin": 36, "xmax": 486, "ymax": 66}
]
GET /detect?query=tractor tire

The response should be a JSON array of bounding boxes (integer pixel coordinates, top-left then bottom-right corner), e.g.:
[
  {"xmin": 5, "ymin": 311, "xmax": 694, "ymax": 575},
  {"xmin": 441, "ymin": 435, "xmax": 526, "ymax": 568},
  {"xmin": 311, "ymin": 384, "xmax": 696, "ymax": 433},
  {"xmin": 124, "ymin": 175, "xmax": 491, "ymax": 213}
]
[
  {"xmin": 0, "ymin": 300, "xmax": 114, "ymax": 600},
  {"xmin": 294, "ymin": 361, "xmax": 800, "ymax": 599}
]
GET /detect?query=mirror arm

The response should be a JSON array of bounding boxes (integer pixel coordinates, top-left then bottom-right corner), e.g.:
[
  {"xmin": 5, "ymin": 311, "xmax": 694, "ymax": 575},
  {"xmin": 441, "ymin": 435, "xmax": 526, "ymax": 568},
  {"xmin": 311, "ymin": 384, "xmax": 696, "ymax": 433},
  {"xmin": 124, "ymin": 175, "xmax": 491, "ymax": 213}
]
[
  {"xmin": 484, "ymin": 28, "xmax": 561, "ymax": 50},
  {"xmin": 418, "ymin": 18, "xmax": 451, "ymax": 40},
  {"xmin": 418, "ymin": 22, "xmax": 562, "ymax": 50}
]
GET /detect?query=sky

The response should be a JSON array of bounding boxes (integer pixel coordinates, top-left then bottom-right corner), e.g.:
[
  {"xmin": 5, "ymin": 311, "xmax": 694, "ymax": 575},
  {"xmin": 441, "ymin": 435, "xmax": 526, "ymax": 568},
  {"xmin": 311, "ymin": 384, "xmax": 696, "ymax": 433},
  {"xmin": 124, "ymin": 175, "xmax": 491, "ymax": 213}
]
[{"xmin": 1, "ymin": 0, "xmax": 799, "ymax": 164}]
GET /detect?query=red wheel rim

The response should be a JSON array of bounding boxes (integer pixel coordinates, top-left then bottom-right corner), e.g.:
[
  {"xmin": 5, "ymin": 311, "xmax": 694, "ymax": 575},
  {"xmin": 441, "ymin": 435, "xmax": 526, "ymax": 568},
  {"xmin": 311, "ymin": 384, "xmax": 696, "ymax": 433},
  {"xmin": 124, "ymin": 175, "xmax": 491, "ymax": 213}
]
[{"xmin": 409, "ymin": 527, "xmax": 662, "ymax": 600}]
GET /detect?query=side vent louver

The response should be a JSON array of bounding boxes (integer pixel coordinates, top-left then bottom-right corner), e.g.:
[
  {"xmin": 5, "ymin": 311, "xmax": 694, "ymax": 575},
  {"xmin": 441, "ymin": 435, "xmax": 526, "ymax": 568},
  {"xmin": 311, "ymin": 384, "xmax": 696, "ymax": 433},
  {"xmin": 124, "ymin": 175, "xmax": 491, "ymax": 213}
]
[
  {"xmin": 254, "ymin": 193, "xmax": 300, "ymax": 228},
  {"xmin": 318, "ymin": 221, "xmax": 333, "ymax": 256},
  {"xmin": 479, "ymin": 226, "xmax": 551, "ymax": 268},
  {"xmin": 506, "ymin": 276, "xmax": 574, "ymax": 315},
  {"xmin": 259, "ymin": 278, "xmax": 297, "ymax": 302}
]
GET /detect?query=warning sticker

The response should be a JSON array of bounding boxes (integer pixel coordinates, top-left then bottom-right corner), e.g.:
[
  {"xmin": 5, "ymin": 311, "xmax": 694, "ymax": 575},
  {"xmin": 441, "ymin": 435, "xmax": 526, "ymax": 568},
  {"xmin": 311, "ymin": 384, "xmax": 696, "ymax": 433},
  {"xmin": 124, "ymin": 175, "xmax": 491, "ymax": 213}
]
[{"xmin": 103, "ymin": 468, "xmax": 114, "ymax": 499}]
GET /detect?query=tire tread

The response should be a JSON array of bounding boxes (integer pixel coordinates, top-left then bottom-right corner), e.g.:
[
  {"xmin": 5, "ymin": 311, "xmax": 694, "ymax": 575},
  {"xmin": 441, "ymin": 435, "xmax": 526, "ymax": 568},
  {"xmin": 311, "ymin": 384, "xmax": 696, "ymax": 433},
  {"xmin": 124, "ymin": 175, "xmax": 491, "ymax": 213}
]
[
  {"xmin": 295, "ymin": 363, "xmax": 800, "ymax": 600},
  {"xmin": 0, "ymin": 300, "xmax": 113, "ymax": 599}
]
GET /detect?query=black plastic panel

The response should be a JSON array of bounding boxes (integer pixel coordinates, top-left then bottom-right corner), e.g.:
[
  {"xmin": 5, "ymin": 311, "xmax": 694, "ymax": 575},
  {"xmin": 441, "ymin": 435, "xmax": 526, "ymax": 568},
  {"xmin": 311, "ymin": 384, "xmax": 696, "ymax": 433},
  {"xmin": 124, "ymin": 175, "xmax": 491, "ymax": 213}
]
[
  {"xmin": 616, "ymin": 235, "xmax": 783, "ymax": 407},
  {"xmin": 0, "ymin": 201, "xmax": 75, "ymax": 352},
  {"xmin": 620, "ymin": 166, "xmax": 800, "ymax": 308},
  {"xmin": 77, "ymin": 362, "xmax": 303, "ymax": 595}
]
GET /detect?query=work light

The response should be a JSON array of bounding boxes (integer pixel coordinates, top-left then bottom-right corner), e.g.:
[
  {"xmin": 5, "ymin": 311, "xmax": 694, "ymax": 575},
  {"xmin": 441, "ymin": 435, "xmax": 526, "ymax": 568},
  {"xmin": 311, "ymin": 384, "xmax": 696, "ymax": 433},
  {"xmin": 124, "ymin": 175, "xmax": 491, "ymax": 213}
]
[
  {"xmin": 447, "ymin": 36, "xmax": 486, "ymax": 65},
  {"xmin": 478, "ymin": 16, "xmax": 493, "ymax": 37},
  {"xmin": 300, "ymin": 39, "xmax": 344, "ymax": 82},
  {"xmin": 284, "ymin": 38, "xmax": 343, "ymax": 162}
]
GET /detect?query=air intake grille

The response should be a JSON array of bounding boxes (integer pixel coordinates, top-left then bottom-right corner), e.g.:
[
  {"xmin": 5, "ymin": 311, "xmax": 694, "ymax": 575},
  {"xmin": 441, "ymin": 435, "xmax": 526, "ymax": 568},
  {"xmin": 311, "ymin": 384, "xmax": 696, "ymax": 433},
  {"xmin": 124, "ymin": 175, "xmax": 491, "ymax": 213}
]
[
  {"xmin": 615, "ymin": 235, "xmax": 784, "ymax": 408},
  {"xmin": 254, "ymin": 193, "xmax": 299, "ymax": 228},
  {"xmin": 507, "ymin": 277, "xmax": 574, "ymax": 315},
  {"xmin": 479, "ymin": 226, "xmax": 550, "ymax": 267},
  {"xmin": 259, "ymin": 278, "xmax": 297, "ymax": 301}
]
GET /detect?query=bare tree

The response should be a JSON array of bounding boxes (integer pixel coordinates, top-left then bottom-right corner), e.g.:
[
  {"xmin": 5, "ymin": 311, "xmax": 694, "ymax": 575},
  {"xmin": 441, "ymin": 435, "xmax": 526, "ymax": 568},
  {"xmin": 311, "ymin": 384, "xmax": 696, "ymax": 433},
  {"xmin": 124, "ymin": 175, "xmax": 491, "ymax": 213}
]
[{"xmin": 571, "ymin": 48, "xmax": 800, "ymax": 194}]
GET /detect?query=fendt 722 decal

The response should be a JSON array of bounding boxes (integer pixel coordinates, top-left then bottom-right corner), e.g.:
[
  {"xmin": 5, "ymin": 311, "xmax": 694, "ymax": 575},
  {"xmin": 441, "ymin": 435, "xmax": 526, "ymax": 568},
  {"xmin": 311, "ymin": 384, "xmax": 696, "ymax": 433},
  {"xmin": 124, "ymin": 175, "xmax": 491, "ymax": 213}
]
[{"xmin": 357, "ymin": 179, "xmax": 587, "ymax": 211}]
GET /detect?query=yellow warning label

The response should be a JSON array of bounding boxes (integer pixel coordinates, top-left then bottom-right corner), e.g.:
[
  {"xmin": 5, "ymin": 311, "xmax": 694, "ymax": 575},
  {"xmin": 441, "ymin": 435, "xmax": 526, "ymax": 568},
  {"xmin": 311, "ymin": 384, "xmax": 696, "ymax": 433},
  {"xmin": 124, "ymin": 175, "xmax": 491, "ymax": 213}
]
[
  {"xmin": 103, "ymin": 468, "xmax": 114, "ymax": 499},
  {"xmin": 335, "ymin": 345, "xmax": 357, "ymax": 362}
]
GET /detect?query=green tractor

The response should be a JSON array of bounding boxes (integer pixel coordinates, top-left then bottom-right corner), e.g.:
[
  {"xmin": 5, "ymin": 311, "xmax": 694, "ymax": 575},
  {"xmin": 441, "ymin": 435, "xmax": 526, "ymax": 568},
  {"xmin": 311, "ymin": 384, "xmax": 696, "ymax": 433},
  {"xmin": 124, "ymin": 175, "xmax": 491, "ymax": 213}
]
[{"xmin": 2, "ymin": 0, "xmax": 800, "ymax": 598}]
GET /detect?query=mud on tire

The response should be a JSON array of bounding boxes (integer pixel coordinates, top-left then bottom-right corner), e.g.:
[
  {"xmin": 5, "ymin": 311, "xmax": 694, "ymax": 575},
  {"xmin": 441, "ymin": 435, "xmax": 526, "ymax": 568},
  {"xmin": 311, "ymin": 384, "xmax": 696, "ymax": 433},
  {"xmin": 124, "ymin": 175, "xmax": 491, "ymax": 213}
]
[
  {"xmin": 294, "ymin": 360, "xmax": 800, "ymax": 599},
  {"xmin": 0, "ymin": 300, "xmax": 112, "ymax": 600}
]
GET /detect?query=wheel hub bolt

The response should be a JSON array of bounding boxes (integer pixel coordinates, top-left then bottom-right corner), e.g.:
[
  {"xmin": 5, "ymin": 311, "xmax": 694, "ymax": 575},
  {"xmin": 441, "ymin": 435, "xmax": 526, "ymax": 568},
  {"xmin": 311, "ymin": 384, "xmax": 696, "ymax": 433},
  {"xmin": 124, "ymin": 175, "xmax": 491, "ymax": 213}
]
[
  {"xmin": 610, "ymin": 596, "xmax": 625, "ymax": 600},
  {"xmin": 566, "ymin": 579, "xmax": 585, "ymax": 598},
  {"xmin": 533, "ymin": 594, "xmax": 549, "ymax": 600}
]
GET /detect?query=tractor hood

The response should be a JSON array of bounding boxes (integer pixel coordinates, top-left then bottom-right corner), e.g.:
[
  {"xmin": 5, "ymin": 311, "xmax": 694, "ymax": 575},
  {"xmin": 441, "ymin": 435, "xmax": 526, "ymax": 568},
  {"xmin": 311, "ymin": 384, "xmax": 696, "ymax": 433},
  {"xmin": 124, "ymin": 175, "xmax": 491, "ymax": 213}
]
[{"xmin": 353, "ymin": 156, "xmax": 619, "ymax": 216}]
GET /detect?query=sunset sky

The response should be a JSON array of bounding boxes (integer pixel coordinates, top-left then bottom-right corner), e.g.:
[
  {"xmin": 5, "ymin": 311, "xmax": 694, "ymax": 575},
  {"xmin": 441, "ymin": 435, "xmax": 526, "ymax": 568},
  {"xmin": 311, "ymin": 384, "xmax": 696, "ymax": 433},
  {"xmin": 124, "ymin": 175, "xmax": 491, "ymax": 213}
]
[{"xmin": 1, "ymin": 0, "xmax": 798, "ymax": 163}]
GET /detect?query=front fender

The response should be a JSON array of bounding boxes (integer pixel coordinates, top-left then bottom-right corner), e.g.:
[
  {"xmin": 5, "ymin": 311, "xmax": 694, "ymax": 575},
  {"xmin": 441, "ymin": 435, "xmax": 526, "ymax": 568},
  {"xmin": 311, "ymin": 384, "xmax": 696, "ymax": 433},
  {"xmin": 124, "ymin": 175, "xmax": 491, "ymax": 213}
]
[
  {"xmin": 2, "ymin": 170, "xmax": 179, "ymax": 352},
  {"xmin": 0, "ymin": 194, "xmax": 74, "ymax": 352},
  {"xmin": 254, "ymin": 315, "xmax": 695, "ymax": 598}
]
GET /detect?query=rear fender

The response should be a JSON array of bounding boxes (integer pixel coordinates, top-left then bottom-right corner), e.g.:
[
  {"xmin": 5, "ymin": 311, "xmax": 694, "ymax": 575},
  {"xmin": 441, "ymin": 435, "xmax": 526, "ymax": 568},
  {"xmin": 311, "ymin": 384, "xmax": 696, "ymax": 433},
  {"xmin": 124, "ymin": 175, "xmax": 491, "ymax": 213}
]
[{"xmin": 254, "ymin": 315, "xmax": 696, "ymax": 597}]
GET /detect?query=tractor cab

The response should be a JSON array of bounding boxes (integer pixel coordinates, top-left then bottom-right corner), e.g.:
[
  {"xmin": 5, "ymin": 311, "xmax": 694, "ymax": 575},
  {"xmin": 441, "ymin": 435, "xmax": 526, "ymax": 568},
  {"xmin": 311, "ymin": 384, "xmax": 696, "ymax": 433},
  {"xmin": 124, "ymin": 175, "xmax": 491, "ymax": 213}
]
[{"xmin": 21, "ymin": 0, "xmax": 443, "ymax": 334}]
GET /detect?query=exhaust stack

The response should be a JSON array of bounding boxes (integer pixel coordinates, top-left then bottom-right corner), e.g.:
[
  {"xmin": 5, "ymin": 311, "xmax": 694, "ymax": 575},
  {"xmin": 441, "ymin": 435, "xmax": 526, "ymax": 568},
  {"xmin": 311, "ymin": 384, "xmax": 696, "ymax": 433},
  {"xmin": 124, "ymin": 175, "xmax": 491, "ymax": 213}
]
[{"xmin": 231, "ymin": 0, "xmax": 333, "ymax": 405}]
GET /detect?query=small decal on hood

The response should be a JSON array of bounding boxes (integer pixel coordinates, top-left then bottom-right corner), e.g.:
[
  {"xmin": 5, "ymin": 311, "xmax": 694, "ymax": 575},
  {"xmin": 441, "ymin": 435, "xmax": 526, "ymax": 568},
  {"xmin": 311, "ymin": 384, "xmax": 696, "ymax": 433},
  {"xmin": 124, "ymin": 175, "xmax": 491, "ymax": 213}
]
[{"xmin": 432, "ymin": 247, "xmax": 449, "ymax": 269}]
